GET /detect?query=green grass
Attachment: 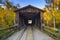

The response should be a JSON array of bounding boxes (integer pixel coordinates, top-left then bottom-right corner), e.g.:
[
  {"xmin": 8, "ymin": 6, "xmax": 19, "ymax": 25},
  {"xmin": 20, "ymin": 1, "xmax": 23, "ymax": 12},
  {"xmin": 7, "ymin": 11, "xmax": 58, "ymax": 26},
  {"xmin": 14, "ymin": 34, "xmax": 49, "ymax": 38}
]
[
  {"xmin": 44, "ymin": 26, "xmax": 60, "ymax": 40},
  {"xmin": 0, "ymin": 28, "xmax": 15, "ymax": 40}
]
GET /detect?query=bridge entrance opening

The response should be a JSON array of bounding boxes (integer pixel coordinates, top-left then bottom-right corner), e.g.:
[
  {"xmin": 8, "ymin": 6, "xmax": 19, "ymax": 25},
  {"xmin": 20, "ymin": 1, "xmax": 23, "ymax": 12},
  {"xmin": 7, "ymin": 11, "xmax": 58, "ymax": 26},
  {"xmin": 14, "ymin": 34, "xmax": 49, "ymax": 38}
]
[
  {"xmin": 23, "ymin": 14, "xmax": 36, "ymax": 26},
  {"xmin": 28, "ymin": 20, "xmax": 32, "ymax": 24},
  {"xmin": 18, "ymin": 12, "xmax": 42, "ymax": 29}
]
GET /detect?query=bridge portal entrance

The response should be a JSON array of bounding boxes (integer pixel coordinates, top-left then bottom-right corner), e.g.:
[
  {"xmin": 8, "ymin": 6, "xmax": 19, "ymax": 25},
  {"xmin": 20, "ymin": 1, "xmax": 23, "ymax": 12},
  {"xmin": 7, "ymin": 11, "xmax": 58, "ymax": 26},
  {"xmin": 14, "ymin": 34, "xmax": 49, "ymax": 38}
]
[
  {"xmin": 23, "ymin": 15, "xmax": 35, "ymax": 26},
  {"xmin": 23, "ymin": 12, "xmax": 38, "ymax": 26},
  {"xmin": 15, "ymin": 5, "xmax": 44, "ymax": 30}
]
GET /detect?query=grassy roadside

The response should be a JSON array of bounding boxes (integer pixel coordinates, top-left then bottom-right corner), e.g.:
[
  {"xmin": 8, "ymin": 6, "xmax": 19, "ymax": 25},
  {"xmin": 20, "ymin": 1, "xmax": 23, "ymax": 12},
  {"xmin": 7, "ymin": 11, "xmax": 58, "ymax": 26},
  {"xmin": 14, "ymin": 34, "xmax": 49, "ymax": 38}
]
[{"xmin": 43, "ymin": 26, "xmax": 60, "ymax": 40}]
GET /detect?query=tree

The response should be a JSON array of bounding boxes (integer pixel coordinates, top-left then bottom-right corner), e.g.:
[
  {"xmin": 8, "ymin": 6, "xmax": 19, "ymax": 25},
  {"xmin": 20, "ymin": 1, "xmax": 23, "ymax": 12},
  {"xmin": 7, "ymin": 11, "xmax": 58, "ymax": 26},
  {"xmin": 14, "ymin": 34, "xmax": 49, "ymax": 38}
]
[
  {"xmin": 16, "ymin": 3, "xmax": 20, "ymax": 8},
  {"xmin": 45, "ymin": 0, "xmax": 56, "ymax": 29},
  {"xmin": 44, "ymin": 0, "xmax": 60, "ymax": 29},
  {"xmin": 0, "ymin": 0, "xmax": 16, "ymax": 29}
]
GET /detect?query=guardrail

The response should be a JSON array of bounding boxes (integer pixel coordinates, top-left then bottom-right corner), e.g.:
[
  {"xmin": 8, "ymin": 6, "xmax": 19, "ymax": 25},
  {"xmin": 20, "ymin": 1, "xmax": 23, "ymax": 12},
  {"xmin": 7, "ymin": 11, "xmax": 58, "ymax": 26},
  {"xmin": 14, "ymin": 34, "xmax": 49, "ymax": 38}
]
[
  {"xmin": 43, "ymin": 26, "xmax": 60, "ymax": 40},
  {"xmin": 0, "ymin": 24, "xmax": 18, "ymax": 40}
]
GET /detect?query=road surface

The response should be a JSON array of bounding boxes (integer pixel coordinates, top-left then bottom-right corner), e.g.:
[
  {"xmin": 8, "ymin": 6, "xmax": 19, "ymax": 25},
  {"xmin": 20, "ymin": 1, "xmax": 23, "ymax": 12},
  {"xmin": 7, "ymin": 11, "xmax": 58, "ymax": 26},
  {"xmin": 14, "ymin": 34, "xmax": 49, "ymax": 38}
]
[{"xmin": 6, "ymin": 26, "xmax": 54, "ymax": 40}]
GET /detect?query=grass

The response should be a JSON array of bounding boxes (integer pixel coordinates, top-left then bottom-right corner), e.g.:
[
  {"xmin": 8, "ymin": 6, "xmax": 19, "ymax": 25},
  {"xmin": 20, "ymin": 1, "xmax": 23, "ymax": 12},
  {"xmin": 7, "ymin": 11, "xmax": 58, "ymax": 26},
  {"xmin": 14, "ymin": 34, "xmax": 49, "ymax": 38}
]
[
  {"xmin": 44, "ymin": 26, "xmax": 60, "ymax": 40},
  {"xmin": 0, "ymin": 28, "xmax": 15, "ymax": 40}
]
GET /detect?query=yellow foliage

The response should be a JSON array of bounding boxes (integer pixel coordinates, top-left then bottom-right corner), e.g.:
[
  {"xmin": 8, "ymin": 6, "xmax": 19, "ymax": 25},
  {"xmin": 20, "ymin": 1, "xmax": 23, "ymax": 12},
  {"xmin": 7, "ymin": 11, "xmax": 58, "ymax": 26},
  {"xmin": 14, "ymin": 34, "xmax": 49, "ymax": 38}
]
[
  {"xmin": 0, "ymin": 7, "xmax": 16, "ymax": 29},
  {"xmin": 44, "ymin": 11, "xmax": 52, "ymax": 21},
  {"xmin": 44, "ymin": 2, "xmax": 60, "ymax": 27}
]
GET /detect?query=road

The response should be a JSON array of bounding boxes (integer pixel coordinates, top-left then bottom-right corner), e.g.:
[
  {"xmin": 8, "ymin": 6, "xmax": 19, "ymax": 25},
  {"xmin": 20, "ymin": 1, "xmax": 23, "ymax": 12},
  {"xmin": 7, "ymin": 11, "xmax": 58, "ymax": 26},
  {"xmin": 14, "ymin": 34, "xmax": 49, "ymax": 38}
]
[{"xmin": 6, "ymin": 26, "xmax": 54, "ymax": 40}]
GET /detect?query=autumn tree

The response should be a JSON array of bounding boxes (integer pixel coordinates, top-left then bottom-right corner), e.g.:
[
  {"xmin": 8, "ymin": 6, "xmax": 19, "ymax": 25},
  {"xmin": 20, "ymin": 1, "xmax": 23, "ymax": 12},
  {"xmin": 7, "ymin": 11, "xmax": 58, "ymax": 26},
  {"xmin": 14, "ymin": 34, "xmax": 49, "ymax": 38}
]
[
  {"xmin": 44, "ymin": 0, "xmax": 60, "ymax": 29},
  {"xmin": 0, "ymin": 0, "xmax": 17, "ymax": 29}
]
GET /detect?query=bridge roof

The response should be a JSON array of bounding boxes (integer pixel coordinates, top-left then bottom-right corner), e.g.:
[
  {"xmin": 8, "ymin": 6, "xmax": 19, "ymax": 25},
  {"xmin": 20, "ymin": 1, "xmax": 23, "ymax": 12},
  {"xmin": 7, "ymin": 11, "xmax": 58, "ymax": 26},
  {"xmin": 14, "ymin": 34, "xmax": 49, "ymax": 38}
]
[{"xmin": 15, "ymin": 5, "xmax": 44, "ymax": 12}]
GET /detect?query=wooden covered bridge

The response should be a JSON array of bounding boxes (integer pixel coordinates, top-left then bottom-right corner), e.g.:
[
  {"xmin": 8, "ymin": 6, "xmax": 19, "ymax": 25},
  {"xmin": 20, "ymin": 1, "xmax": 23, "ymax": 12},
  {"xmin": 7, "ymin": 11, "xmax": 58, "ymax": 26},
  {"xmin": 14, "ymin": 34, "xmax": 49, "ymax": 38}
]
[
  {"xmin": 0, "ymin": 5, "xmax": 56, "ymax": 40},
  {"xmin": 15, "ymin": 5, "xmax": 44, "ymax": 30}
]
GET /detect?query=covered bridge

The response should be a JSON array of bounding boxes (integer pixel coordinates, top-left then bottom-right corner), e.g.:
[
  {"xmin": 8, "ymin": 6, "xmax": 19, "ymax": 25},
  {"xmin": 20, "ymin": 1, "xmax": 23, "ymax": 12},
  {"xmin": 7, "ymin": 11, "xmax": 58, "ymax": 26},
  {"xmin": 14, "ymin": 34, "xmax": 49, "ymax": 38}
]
[{"xmin": 15, "ymin": 5, "xmax": 44, "ymax": 30}]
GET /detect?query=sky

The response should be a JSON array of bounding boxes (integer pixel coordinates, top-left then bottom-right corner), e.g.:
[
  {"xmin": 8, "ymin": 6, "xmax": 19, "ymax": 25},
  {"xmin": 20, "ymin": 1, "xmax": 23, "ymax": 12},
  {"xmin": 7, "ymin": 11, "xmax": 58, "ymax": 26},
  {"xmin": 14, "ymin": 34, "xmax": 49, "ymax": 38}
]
[{"xmin": 9, "ymin": 0, "xmax": 46, "ymax": 9}]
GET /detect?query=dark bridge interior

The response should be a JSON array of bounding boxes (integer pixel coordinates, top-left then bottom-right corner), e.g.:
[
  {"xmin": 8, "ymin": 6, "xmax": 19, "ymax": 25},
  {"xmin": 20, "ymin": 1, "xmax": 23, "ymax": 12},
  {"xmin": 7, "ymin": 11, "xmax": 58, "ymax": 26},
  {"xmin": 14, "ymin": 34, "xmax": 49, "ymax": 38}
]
[
  {"xmin": 23, "ymin": 15, "xmax": 36, "ymax": 26},
  {"xmin": 21, "ymin": 12, "xmax": 39, "ymax": 26}
]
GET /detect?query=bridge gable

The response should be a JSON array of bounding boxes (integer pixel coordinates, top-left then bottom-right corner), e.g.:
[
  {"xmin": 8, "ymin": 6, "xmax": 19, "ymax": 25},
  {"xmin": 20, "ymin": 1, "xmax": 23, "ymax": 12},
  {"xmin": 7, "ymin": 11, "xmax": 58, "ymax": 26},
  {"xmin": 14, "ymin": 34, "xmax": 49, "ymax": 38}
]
[{"xmin": 15, "ymin": 5, "xmax": 44, "ymax": 13}]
